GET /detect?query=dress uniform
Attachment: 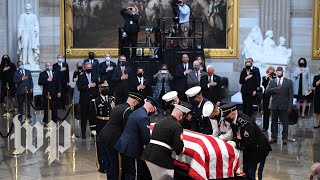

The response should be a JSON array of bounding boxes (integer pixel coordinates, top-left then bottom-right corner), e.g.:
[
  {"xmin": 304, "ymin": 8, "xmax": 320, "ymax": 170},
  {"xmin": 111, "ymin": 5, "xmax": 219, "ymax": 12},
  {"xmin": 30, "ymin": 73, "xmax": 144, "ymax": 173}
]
[
  {"xmin": 89, "ymin": 80, "xmax": 115, "ymax": 173},
  {"xmin": 220, "ymin": 103, "xmax": 272, "ymax": 180},
  {"xmin": 97, "ymin": 92, "xmax": 144, "ymax": 180},
  {"xmin": 202, "ymin": 101, "xmax": 233, "ymax": 141},
  {"xmin": 185, "ymin": 86, "xmax": 213, "ymax": 135},
  {"xmin": 141, "ymin": 104, "xmax": 191, "ymax": 180},
  {"xmin": 114, "ymin": 96, "xmax": 159, "ymax": 180}
]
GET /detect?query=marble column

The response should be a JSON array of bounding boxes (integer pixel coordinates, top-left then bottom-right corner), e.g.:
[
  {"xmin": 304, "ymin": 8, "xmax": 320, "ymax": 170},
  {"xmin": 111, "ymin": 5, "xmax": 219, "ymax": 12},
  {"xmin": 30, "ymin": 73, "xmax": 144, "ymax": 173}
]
[
  {"xmin": 7, "ymin": 0, "xmax": 39, "ymax": 62},
  {"xmin": 260, "ymin": 0, "xmax": 291, "ymax": 46}
]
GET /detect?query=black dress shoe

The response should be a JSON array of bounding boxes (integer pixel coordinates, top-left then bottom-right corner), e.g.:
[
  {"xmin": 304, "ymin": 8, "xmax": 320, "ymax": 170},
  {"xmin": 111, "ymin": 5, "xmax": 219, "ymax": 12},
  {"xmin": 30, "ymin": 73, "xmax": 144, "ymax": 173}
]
[
  {"xmin": 314, "ymin": 125, "xmax": 320, "ymax": 129},
  {"xmin": 27, "ymin": 114, "xmax": 32, "ymax": 118},
  {"xmin": 81, "ymin": 134, "xmax": 86, "ymax": 139},
  {"xmin": 269, "ymin": 138, "xmax": 277, "ymax": 144},
  {"xmin": 262, "ymin": 128, "xmax": 268, "ymax": 131},
  {"xmin": 98, "ymin": 169, "xmax": 106, "ymax": 173}
]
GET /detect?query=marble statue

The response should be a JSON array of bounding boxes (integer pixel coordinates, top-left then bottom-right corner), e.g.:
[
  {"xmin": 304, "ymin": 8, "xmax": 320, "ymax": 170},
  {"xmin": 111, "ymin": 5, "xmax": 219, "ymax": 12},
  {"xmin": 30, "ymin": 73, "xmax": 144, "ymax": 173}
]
[
  {"xmin": 242, "ymin": 26, "xmax": 264, "ymax": 63},
  {"xmin": 276, "ymin": 37, "xmax": 292, "ymax": 58},
  {"xmin": 263, "ymin": 30, "xmax": 276, "ymax": 55},
  {"xmin": 17, "ymin": 3, "xmax": 40, "ymax": 66}
]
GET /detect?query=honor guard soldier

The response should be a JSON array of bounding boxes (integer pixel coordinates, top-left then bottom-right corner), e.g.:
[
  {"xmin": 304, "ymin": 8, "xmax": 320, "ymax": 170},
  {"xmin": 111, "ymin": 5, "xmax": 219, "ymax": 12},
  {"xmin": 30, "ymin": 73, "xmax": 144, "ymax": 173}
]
[
  {"xmin": 202, "ymin": 101, "xmax": 233, "ymax": 141},
  {"xmin": 89, "ymin": 80, "xmax": 115, "ymax": 173},
  {"xmin": 141, "ymin": 104, "xmax": 191, "ymax": 180},
  {"xmin": 185, "ymin": 86, "xmax": 213, "ymax": 135},
  {"xmin": 97, "ymin": 92, "xmax": 144, "ymax": 180},
  {"xmin": 220, "ymin": 103, "xmax": 272, "ymax": 180}
]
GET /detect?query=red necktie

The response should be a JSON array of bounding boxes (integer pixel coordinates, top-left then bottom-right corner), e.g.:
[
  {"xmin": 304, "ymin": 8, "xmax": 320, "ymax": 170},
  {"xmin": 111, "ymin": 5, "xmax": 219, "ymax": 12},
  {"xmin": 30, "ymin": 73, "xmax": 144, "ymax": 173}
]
[{"xmin": 21, "ymin": 70, "xmax": 24, "ymax": 76}]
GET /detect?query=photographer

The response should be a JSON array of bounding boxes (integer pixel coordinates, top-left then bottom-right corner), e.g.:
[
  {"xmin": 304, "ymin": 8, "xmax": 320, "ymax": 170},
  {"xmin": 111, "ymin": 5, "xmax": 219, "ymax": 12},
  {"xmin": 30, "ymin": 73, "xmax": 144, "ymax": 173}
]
[
  {"xmin": 177, "ymin": 0, "xmax": 190, "ymax": 49},
  {"xmin": 120, "ymin": 7, "xmax": 140, "ymax": 61},
  {"xmin": 262, "ymin": 66, "xmax": 276, "ymax": 131},
  {"xmin": 152, "ymin": 64, "xmax": 173, "ymax": 115}
]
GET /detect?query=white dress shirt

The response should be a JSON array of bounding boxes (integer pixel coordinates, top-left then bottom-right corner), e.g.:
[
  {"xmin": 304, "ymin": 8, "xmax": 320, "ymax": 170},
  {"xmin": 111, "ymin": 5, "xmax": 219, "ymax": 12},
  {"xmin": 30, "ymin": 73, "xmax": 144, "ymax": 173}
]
[{"xmin": 178, "ymin": 4, "xmax": 190, "ymax": 23}]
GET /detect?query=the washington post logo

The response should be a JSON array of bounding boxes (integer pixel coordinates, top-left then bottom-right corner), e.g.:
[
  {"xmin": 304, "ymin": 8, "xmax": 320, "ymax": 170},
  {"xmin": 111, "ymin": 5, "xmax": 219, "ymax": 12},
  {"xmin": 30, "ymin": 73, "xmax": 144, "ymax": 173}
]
[{"xmin": 10, "ymin": 115, "xmax": 71, "ymax": 164}]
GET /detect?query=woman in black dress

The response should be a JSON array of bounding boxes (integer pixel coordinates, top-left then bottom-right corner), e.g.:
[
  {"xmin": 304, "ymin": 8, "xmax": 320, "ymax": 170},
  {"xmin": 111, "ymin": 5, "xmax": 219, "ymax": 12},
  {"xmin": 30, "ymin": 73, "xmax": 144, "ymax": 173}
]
[
  {"xmin": 262, "ymin": 66, "xmax": 275, "ymax": 131},
  {"xmin": 0, "ymin": 54, "xmax": 17, "ymax": 110},
  {"xmin": 239, "ymin": 60, "xmax": 259, "ymax": 117},
  {"xmin": 313, "ymin": 69, "xmax": 320, "ymax": 128}
]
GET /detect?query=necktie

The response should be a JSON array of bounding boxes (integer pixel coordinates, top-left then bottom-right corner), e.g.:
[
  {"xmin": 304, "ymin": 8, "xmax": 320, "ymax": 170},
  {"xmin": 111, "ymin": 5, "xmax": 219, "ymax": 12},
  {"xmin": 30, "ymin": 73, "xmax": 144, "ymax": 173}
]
[
  {"xmin": 87, "ymin": 74, "xmax": 91, "ymax": 83},
  {"xmin": 21, "ymin": 70, "xmax": 24, "ymax": 76},
  {"xmin": 277, "ymin": 78, "xmax": 281, "ymax": 86},
  {"xmin": 184, "ymin": 65, "xmax": 186, "ymax": 71},
  {"xmin": 139, "ymin": 78, "xmax": 141, "ymax": 84},
  {"xmin": 49, "ymin": 71, "xmax": 52, "ymax": 78},
  {"xmin": 209, "ymin": 76, "xmax": 212, "ymax": 82},
  {"xmin": 91, "ymin": 60, "xmax": 93, "ymax": 64},
  {"xmin": 121, "ymin": 67, "xmax": 125, "ymax": 76}
]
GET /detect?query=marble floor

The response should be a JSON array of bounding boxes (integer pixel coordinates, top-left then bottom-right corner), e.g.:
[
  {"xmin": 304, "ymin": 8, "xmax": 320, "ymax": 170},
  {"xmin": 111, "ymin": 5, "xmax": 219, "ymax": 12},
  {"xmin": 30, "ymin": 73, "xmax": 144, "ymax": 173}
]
[{"xmin": 0, "ymin": 105, "xmax": 319, "ymax": 180}]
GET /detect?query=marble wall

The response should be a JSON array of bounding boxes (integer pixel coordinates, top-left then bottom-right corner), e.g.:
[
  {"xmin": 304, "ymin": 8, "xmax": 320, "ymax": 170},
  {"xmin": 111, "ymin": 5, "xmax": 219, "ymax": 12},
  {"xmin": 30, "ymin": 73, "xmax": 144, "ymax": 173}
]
[{"xmin": 0, "ymin": 0, "xmax": 319, "ymax": 93}]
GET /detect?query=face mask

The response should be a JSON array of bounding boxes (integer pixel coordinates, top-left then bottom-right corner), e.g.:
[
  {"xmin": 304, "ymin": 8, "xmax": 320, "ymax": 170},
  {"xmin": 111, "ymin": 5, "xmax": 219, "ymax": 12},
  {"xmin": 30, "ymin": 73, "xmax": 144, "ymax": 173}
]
[
  {"xmin": 298, "ymin": 63, "xmax": 305, "ymax": 67},
  {"xmin": 58, "ymin": 58, "xmax": 63, "ymax": 62},
  {"xmin": 85, "ymin": 69, "xmax": 92, "ymax": 73},
  {"xmin": 224, "ymin": 117, "xmax": 233, "ymax": 123},
  {"xmin": 246, "ymin": 65, "xmax": 251, "ymax": 70},
  {"xmin": 189, "ymin": 98, "xmax": 198, "ymax": 106},
  {"xmin": 277, "ymin": 74, "xmax": 283, "ymax": 78},
  {"xmin": 101, "ymin": 88, "xmax": 110, "ymax": 96},
  {"xmin": 77, "ymin": 67, "xmax": 83, "ymax": 70},
  {"xmin": 137, "ymin": 73, "xmax": 143, "ymax": 77},
  {"xmin": 105, "ymin": 57, "xmax": 111, "ymax": 61},
  {"xmin": 119, "ymin": 61, "xmax": 125, "ymax": 66},
  {"xmin": 147, "ymin": 111, "xmax": 155, "ymax": 116},
  {"xmin": 46, "ymin": 66, "xmax": 52, "ymax": 71},
  {"xmin": 194, "ymin": 65, "xmax": 200, "ymax": 71},
  {"xmin": 19, "ymin": 65, "xmax": 24, "ymax": 70},
  {"xmin": 89, "ymin": 55, "xmax": 94, "ymax": 59}
]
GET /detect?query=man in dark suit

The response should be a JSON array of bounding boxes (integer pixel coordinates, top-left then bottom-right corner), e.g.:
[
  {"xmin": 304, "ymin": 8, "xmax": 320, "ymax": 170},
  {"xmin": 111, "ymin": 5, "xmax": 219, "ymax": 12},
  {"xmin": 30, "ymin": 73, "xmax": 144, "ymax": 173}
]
[
  {"xmin": 83, "ymin": 52, "xmax": 99, "ymax": 76},
  {"xmin": 112, "ymin": 55, "xmax": 131, "ymax": 105},
  {"xmin": 185, "ymin": 86, "xmax": 213, "ymax": 135},
  {"xmin": 200, "ymin": 65, "xmax": 222, "ymax": 106},
  {"xmin": 114, "ymin": 96, "xmax": 159, "ymax": 180},
  {"xmin": 77, "ymin": 62, "xmax": 99, "ymax": 139},
  {"xmin": 120, "ymin": 7, "xmax": 140, "ymax": 61},
  {"xmin": 174, "ymin": 54, "xmax": 193, "ymax": 100},
  {"xmin": 246, "ymin": 58, "xmax": 261, "ymax": 90},
  {"xmin": 38, "ymin": 62, "xmax": 61, "ymax": 124},
  {"xmin": 129, "ymin": 67, "xmax": 150, "ymax": 98},
  {"xmin": 266, "ymin": 66, "xmax": 293, "ymax": 145},
  {"xmin": 98, "ymin": 53, "xmax": 116, "ymax": 91},
  {"xmin": 187, "ymin": 60, "xmax": 206, "ymax": 87},
  {"xmin": 53, "ymin": 54, "xmax": 70, "ymax": 109},
  {"xmin": 97, "ymin": 92, "xmax": 143, "ymax": 180},
  {"xmin": 221, "ymin": 103, "xmax": 272, "ymax": 180},
  {"xmin": 13, "ymin": 61, "xmax": 33, "ymax": 119}
]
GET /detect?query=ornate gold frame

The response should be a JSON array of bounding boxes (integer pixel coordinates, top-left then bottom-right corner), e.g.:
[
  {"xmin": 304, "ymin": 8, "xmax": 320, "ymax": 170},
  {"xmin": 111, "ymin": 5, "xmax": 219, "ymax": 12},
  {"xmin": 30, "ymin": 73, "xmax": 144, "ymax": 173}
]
[
  {"xmin": 60, "ymin": 0, "xmax": 239, "ymax": 58},
  {"xmin": 312, "ymin": 0, "xmax": 320, "ymax": 59}
]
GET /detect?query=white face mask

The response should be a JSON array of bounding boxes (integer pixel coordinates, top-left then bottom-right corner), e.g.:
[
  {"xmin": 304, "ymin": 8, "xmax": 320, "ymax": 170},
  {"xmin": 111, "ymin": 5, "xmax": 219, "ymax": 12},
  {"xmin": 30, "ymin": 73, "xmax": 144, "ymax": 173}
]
[
  {"xmin": 58, "ymin": 58, "xmax": 63, "ymax": 62},
  {"xmin": 105, "ymin": 57, "xmax": 111, "ymax": 61}
]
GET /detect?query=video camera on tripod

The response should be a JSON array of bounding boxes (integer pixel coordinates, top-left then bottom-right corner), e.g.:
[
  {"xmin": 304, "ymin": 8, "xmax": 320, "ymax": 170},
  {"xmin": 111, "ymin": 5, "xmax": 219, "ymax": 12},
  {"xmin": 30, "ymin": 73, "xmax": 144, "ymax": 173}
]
[{"xmin": 170, "ymin": 0, "xmax": 181, "ymax": 23}]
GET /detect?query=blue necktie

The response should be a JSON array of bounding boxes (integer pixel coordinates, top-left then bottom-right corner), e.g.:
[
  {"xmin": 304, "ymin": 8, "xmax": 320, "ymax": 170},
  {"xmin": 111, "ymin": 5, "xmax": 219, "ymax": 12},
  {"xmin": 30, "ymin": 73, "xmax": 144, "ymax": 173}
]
[{"xmin": 87, "ymin": 74, "xmax": 91, "ymax": 83}]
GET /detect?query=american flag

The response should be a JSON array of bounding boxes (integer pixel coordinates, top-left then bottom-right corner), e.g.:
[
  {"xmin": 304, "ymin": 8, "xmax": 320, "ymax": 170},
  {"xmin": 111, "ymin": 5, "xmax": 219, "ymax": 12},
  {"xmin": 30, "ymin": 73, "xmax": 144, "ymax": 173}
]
[{"xmin": 150, "ymin": 124, "xmax": 241, "ymax": 180}]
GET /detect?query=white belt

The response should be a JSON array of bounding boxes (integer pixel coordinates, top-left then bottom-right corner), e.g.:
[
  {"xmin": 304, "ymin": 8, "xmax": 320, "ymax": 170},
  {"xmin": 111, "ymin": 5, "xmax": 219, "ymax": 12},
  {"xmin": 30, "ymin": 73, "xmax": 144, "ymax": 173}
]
[{"xmin": 150, "ymin": 140, "xmax": 173, "ymax": 151}]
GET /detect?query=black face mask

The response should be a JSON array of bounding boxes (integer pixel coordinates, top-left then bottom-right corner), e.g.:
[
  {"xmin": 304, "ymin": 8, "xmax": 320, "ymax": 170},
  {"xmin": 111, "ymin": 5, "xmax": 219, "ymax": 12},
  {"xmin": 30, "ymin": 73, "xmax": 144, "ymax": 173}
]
[
  {"xmin": 119, "ymin": 61, "xmax": 125, "ymax": 66},
  {"xmin": 147, "ymin": 111, "xmax": 155, "ymax": 116},
  {"xmin": 77, "ymin": 67, "xmax": 83, "ymax": 70},
  {"xmin": 101, "ymin": 89, "xmax": 110, "ymax": 96},
  {"xmin": 246, "ymin": 66, "xmax": 251, "ymax": 70},
  {"xmin": 85, "ymin": 69, "xmax": 92, "ymax": 73},
  {"xmin": 89, "ymin": 55, "xmax": 94, "ymax": 59},
  {"xmin": 223, "ymin": 117, "xmax": 233, "ymax": 123},
  {"xmin": 189, "ymin": 98, "xmax": 198, "ymax": 106},
  {"xmin": 277, "ymin": 74, "xmax": 283, "ymax": 78},
  {"xmin": 298, "ymin": 63, "xmax": 305, "ymax": 67},
  {"xmin": 137, "ymin": 73, "xmax": 143, "ymax": 77}
]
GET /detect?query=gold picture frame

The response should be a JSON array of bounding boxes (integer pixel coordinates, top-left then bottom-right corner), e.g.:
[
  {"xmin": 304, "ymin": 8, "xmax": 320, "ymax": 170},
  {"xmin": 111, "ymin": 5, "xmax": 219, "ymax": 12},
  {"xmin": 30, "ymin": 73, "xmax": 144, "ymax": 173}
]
[
  {"xmin": 60, "ymin": 0, "xmax": 239, "ymax": 58},
  {"xmin": 312, "ymin": 0, "xmax": 320, "ymax": 59}
]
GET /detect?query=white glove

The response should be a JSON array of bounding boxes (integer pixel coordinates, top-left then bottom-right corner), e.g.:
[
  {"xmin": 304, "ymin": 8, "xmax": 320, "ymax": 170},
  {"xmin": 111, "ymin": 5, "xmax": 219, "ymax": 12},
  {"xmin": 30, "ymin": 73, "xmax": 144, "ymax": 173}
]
[{"xmin": 91, "ymin": 130, "xmax": 97, "ymax": 136}]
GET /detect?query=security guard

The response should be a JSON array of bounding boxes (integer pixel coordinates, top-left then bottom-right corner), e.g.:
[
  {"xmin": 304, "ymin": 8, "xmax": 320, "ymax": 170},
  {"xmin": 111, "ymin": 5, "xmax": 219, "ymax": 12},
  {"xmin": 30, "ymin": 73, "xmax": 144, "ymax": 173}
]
[
  {"xmin": 97, "ymin": 92, "xmax": 144, "ymax": 180},
  {"xmin": 220, "ymin": 103, "xmax": 272, "ymax": 180},
  {"xmin": 141, "ymin": 104, "xmax": 191, "ymax": 180},
  {"xmin": 185, "ymin": 86, "xmax": 213, "ymax": 135},
  {"xmin": 89, "ymin": 80, "xmax": 115, "ymax": 173},
  {"xmin": 202, "ymin": 101, "xmax": 233, "ymax": 141}
]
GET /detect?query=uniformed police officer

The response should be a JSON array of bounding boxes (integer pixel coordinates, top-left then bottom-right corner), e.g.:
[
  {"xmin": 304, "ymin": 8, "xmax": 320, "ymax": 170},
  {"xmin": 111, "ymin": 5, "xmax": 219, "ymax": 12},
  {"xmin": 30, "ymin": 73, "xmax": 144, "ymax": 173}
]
[
  {"xmin": 97, "ymin": 92, "xmax": 144, "ymax": 180},
  {"xmin": 202, "ymin": 101, "xmax": 233, "ymax": 141},
  {"xmin": 141, "ymin": 104, "xmax": 191, "ymax": 180},
  {"xmin": 89, "ymin": 80, "xmax": 115, "ymax": 173},
  {"xmin": 220, "ymin": 103, "xmax": 272, "ymax": 180},
  {"xmin": 185, "ymin": 86, "xmax": 213, "ymax": 135}
]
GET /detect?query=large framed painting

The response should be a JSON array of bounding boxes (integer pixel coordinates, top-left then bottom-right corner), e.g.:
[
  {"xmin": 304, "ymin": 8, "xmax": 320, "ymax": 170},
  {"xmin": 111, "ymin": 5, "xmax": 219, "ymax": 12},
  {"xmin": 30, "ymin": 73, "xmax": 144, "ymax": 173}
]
[
  {"xmin": 60, "ymin": 0, "xmax": 239, "ymax": 58},
  {"xmin": 313, "ymin": 0, "xmax": 320, "ymax": 59}
]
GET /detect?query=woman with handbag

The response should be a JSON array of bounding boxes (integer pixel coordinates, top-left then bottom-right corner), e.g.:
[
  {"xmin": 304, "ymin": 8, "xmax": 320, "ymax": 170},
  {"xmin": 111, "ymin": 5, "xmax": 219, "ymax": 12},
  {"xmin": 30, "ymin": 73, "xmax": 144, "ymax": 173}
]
[
  {"xmin": 313, "ymin": 69, "xmax": 320, "ymax": 128},
  {"xmin": 291, "ymin": 58, "xmax": 312, "ymax": 118}
]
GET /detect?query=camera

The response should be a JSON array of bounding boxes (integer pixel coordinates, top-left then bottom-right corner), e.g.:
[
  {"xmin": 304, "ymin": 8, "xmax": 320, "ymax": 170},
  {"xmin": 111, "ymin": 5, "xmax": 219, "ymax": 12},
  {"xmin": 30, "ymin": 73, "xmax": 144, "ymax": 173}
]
[
  {"xmin": 129, "ymin": 7, "xmax": 133, "ymax": 11},
  {"xmin": 161, "ymin": 70, "xmax": 167, "ymax": 74}
]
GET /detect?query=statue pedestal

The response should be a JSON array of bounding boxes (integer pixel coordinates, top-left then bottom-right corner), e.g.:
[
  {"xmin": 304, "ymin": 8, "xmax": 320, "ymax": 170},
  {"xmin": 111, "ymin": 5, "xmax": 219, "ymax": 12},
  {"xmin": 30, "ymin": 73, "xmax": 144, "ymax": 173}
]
[{"xmin": 25, "ymin": 65, "xmax": 42, "ymax": 96}]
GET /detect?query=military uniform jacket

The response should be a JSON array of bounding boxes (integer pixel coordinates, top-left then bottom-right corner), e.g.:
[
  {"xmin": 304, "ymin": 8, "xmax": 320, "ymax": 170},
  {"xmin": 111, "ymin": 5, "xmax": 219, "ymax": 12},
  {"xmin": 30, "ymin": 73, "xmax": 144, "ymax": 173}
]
[
  {"xmin": 191, "ymin": 98, "xmax": 213, "ymax": 135},
  {"xmin": 114, "ymin": 107, "xmax": 151, "ymax": 158},
  {"xmin": 141, "ymin": 116, "xmax": 184, "ymax": 169},
  {"xmin": 89, "ymin": 95, "xmax": 114, "ymax": 135},
  {"xmin": 97, "ymin": 103, "xmax": 132, "ymax": 148},
  {"xmin": 210, "ymin": 109, "xmax": 233, "ymax": 141},
  {"xmin": 231, "ymin": 113, "xmax": 272, "ymax": 166}
]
